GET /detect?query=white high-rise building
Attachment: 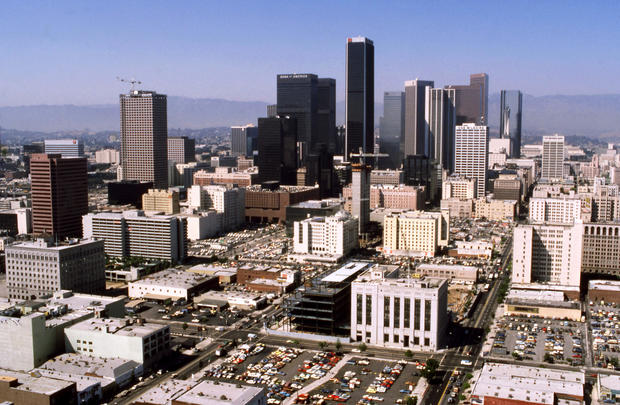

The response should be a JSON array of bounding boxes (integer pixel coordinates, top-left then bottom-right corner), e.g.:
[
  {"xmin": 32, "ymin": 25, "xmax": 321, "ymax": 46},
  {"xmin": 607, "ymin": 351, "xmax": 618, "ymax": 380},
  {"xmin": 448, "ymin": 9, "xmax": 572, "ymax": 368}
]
[
  {"xmin": 95, "ymin": 149, "xmax": 120, "ymax": 164},
  {"xmin": 350, "ymin": 265, "xmax": 448, "ymax": 351},
  {"xmin": 293, "ymin": 211, "xmax": 358, "ymax": 258},
  {"xmin": 83, "ymin": 211, "xmax": 187, "ymax": 263},
  {"xmin": 187, "ymin": 185, "xmax": 245, "ymax": 231},
  {"xmin": 44, "ymin": 139, "xmax": 84, "ymax": 158},
  {"xmin": 529, "ymin": 197, "xmax": 582, "ymax": 224},
  {"xmin": 542, "ymin": 135, "xmax": 565, "ymax": 180},
  {"xmin": 383, "ymin": 210, "xmax": 449, "ymax": 257},
  {"xmin": 442, "ymin": 175, "xmax": 477, "ymax": 200},
  {"xmin": 512, "ymin": 222, "xmax": 583, "ymax": 286},
  {"xmin": 455, "ymin": 124, "xmax": 488, "ymax": 197}
]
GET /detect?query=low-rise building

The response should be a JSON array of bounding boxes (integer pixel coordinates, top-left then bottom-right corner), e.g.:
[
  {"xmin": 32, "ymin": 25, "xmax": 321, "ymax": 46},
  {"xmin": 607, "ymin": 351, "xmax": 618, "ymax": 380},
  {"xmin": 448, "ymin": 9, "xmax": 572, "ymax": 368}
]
[
  {"xmin": 64, "ymin": 317, "xmax": 170, "ymax": 369},
  {"xmin": 450, "ymin": 240, "xmax": 493, "ymax": 259},
  {"xmin": 0, "ymin": 369, "xmax": 77, "ymax": 405},
  {"xmin": 414, "ymin": 264, "xmax": 478, "ymax": 282},
  {"xmin": 245, "ymin": 184, "xmax": 320, "ymax": 224},
  {"xmin": 504, "ymin": 288, "xmax": 582, "ymax": 321},
  {"xmin": 442, "ymin": 175, "xmax": 477, "ymax": 200},
  {"xmin": 597, "ymin": 374, "xmax": 620, "ymax": 404},
  {"xmin": 237, "ymin": 265, "xmax": 300, "ymax": 294},
  {"xmin": 350, "ymin": 266, "xmax": 448, "ymax": 351},
  {"xmin": 588, "ymin": 280, "xmax": 620, "ymax": 304},
  {"xmin": 471, "ymin": 363, "xmax": 585, "ymax": 405},
  {"xmin": 382, "ymin": 210, "xmax": 449, "ymax": 257},
  {"xmin": 141, "ymin": 189, "xmax": 180, "ymax": 214},
  {"xmin": 195, "ymin": 291, "xmax": 267, "ymax": 310},
  {"xmin": 473, "ymin": 197, "xmax": 517, "ymax": 221},
  {"xmin": 133, "ymin": 380, "xmax": 265, "ymax": 405},
  {"xmin": 128, "ymin": 269, "xmax": 218, "ymax": 301},
  {"xmin": 370, "ymin": 169, "xmax": 403, "ymax": 185},
  {"xmin": 440, "ymin": 198, "xmax": 473, "ymax": 219},
  {"xmin": 193, "ymin": 167, "xmax": 258, "ymax": 187},
  {"xmin": 187, "ymin": 184, "xmax": 245, "ymax": 231}
]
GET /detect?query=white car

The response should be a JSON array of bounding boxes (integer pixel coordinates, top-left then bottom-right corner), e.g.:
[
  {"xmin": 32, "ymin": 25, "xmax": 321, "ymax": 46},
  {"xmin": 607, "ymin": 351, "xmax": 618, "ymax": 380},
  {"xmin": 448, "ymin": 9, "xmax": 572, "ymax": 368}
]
[{"xmin": 460, "ymin": 359, "xmax": 473, "ymax": 366}]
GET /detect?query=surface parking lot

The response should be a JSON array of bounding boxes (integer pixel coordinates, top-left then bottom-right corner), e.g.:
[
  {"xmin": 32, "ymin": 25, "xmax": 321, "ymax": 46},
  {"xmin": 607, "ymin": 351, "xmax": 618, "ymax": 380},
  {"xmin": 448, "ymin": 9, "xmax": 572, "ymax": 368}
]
[
  {"xmin": 491, "ymin": 315, "xmax": 586, "ymax": 366},
  {"xmin": 306, "ymin": 358, "xmax": 420, "ymax": 405},
  {"xmin": 589, "ymin": 303, "xmax": 620, "ymax": 370}
]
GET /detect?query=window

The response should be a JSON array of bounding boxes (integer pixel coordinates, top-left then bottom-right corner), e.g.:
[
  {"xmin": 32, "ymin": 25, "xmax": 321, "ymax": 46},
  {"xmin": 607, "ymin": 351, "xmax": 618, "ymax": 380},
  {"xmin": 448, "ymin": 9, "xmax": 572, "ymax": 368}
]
[
  {"xmin": 413, "ymin": 336, "xmax": 419, "ymax": 345},
  {"xmin": 424, "ymin": 338, "xmax": 430, "ymax": 346},
  {"xmin": 404, "ymin": 298, "xmax": 410, "ymax": 328},
  {"xmin": 384, "ymin": 333, "xmax": 389, "ymax": 342},
  {"xmin": 365, "ymin": 295, "xmax": 372, "ymax": 325},
  {"xmin": 424, "ymin": 300, "xmax": 431, "ymax": 331},
  {"xmin": 356, "ymin": 294, "xmax": 363, "ymax": 325},
  {"xmin": 394, "ymin": 297, "xmax": 400, "ymax": 328},
  {"xmin": 384, "ymin": 296, "xmax": 390, "ymax": 326},
  {"xmin": 414, "ymin": 299, "xmax": 420, "ymax": 330}
]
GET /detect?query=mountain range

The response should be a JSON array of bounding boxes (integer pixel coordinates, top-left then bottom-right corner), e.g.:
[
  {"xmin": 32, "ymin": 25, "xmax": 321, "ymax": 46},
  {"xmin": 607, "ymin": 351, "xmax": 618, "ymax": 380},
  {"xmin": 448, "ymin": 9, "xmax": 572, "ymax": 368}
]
[{"xmin": 1, "ymin": 94, "xmax": 619, "ymax": 139}]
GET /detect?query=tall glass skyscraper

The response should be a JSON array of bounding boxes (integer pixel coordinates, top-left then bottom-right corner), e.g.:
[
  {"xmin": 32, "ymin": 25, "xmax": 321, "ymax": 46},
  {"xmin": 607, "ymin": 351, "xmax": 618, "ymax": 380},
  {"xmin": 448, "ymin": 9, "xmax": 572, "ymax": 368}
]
[
  {"xmin": 425, "ymin": 88, "xmax": 456, "ymax": 172},
  {"xmin": 257, "ymin": 116, "xmax": 298, "ymax": 185},
  {"xmin": 380, "ymin": 91, "xmax": 405, "ymax": 169},
  {"xmin": 445, "ymin": 73, "xmax": 488, "ymax": 126},
  {"xmin": 500, "ymin": 90, "xmax": 523, "ymax": 158},
  {"xmin": 317, "ymin": 78, "xmax": 337, "ymax": 153},
  {"xmin": 404, "ymin": 79, "xmax": 434, "ymax": 157},
  {"xmin": 277, "ymin": 74, "xmax": 318, "ymax": 155},
  {"xmin": 345, "ymin": 36, "xmax": 374, "ymax": 161}
]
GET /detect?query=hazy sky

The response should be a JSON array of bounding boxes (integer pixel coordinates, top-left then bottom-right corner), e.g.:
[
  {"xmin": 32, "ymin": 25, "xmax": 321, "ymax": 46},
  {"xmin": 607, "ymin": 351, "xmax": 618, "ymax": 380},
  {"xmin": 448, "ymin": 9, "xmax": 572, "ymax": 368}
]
[{"xmin": 2, "ymin": 1, "xmax": 619, "ymax": 106}]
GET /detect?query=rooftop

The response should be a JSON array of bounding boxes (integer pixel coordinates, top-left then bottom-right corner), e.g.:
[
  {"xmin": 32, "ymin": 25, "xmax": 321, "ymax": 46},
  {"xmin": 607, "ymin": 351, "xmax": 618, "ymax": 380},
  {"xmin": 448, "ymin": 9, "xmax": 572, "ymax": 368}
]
[
  {"xmin": 6, "ymin": 238, "xmax": 101, "ymax": 251},
  {"xmin": 293, "ymin": 199, "xmax": 342, "ymax": 209},
  {"xmin": 133, "ymin": 378, "xmax": 195, "ymax": 404},
  {"xmin": 321, "ymin": 261, "xmax": 373, "ymax": 283},
  {"xmin": 39, "ymin": 353, "xmax": 141, "ymax": 381},
  {"xmin": 589, "ymin": 280, "xmax": 620, "ymax": 292},
  {"xmin": 0, "ymin": 369, "xmax": 75, "ymax": 396},
  {"xmin": 130, "ymin": 268, "xmax": 213, "ymax": 289},
  {"xmin": 174, "ymin": 380, "xmax": 264, "ymax": 405},
  {"xmin": 67, "ymin": 317, "xmax": 167, "ymax": 338}
]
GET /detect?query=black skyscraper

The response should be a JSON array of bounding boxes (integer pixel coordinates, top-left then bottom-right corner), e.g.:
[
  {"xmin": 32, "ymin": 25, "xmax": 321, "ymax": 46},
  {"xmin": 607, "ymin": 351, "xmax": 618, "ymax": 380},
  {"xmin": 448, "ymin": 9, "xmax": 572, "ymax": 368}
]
[
  {"xmin": 317, "ymin": 78, "xmax": 337, "ymax": 153},
  {"xmin": 277, "ymin": 74, "xmax": 318, "ymax": 157},
  {"xmin": 345, "ymin": 36, "xmax": 374, "ymax": 161},
  {"xmin": 257, "ymin": 116, "xmax": 298, "ymax": 185}
]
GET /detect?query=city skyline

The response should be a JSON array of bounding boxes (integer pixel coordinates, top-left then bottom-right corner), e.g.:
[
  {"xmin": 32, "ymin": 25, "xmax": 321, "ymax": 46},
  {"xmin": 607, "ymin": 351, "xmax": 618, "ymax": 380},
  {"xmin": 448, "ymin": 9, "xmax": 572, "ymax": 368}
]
[{"xmin": 2, "ymin": 1, "xmax": 620, "ymax": 107}]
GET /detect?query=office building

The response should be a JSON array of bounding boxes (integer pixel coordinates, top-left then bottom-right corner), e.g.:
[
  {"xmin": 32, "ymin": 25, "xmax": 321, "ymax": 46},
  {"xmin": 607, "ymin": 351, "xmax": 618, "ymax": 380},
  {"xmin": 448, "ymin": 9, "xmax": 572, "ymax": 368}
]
[
  {"xmin": 581, "ymin": 223, "xmax": 620, "ymax": 277},
  {"xmin": 293, "ymin": 211, "xmax": 358, "ymax": 259},
  {"xmin": 31, "ymin": 153, "xmax": 88, "ymax": 239},
  {"xmin": 403, "ymin": 154, "xmax": 431, "ymax": 190},
  {"xmin": 381, "ymin": 91, "xmax": 405, "ymax": 169},
  {"xmin": 317, "ymin": 77, "xmax": 337, "ymax": 153},
  {"xmin": 529, "ymin": 197, "xmax": 581, "ymax": 224},
  {"xmin": 95, "ymin": 148, "xmax": 120, "ymax": 164},
  {"xmin": 383, "ymin": 210, "xmax": 449, "ymax": 257},
  {"xmin": 512, "ymin": 223, "xmax": 583, "ymax": 286},
  {"xmin": 167, "ymin": 136, "xmax": 195, "ymax": 164},
  {"xmin": 128, "ymin": 268, "xmax": 217, "ymax": 301},
  {"xmin": 141, "ymin": 188, "xmax": 180, "ymax": 214},
  {"xmin": 285, "ymin": 261, "xmax": 373, "ymax": 335},
  {"xmin": 120, "ymin": 90, "xmax": 168, "ymax": 189},
  {"xmin": 454, "ymin": 124, "xmax": 489, "ymax": 197},
  {"xmin": 488, "ymin": 137, "xmax": 511, "ymax": 154},
  {"xmin": 257, "ymin": 116, "xmax": 298, "ymax": 185},
  {"xmin": 425, "ymin": 87, "xmax": 456, "ymax": 173},
  {"xmin": 500, "ymin": 90, "xmax": 523, "ymax": 158},
  {"xmin": 245, "ymin": 184, "xmax": 320, "ymax": 223},
  {"xmin": 83, "ymin": 211, "xmax": 187, "ymax": 263},
  {"xmin": 5, "ymin": 238, "xmax": 105, "ymax": 300},
  {"xmin": 231, "ymin": 124, "xmax": 259, "ymax": 157},
  {"xmin": 107, "ymin": 180, "xmax": 152, "ymax": 208},
  {"xmin": 344, "ymin": 184, "xmax": 425, "ymax": 211},
  {"xmin": 64, "ymin": 317, "xmax": 170, "ymax": 368},
  {"xmin": 285, "ymin": 199, "xmax": 342, "ymax": 236},
  {"xmin": 188, "ymin": 184, "xmax": 245, "ymax": 231},
  {"xmin": 471, "ymin": 363, "xmax": 584, "ymax": 405},
  {"xmin": 0, "ymin": 208, "xmax": 31, "ymax": 236},
  {"xmin": 351, "ymin": 164, "xmax": 371, "ymax": 234},
  {"xmin": 277, "ymin": 73, "xmax": 318, "ymax": 154},
  {"xmin": 473, "ymin": 197, "xmax": 517, "ymax": 221},
  {"xmin": 193, "ymin": 167, "xmax": 258, "ymax": 187},
  {"xmin": 350, "ymin": 266, "xmax": 448, "ymax": 351},
  {"xmin": 370, "ymin": 169, "xmax": 404, "ymax": 185},
  {"xmin": 492, "ymin": 175, "xmax": 522, "ymax": 201},
  {"xmin": 445, "ymin": 73, "xmax": 488, "ymax": 125},
  {"xmin": 345, "ymin": 36, "xmax": 374, "ymax": 160},
  {"xmin": 404, "ymin": 79, "xmax": 434, "ymax": 157},
  {"xmin": 44, "ymin": 139, "xmax": 84, "ymax": 158},
  {"xmin": 440, "ymin": 198, "xmax": 474, "ymax": 219},
  {"xmin": 442, "ymin": 175, "xmax": 477, "ymax": 200},
  {"xmin": 542, "ymin": 135, "xmax": 565, "ymax": 181}
]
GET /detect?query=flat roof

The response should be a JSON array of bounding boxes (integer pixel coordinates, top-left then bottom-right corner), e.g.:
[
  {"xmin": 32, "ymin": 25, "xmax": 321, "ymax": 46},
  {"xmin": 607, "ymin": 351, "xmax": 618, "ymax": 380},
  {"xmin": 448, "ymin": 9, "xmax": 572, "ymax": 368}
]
[
  {"xmin": 173, "ymin": 380, "xmax": 264, "ymax": 405},
  {"xmin": 0, "ymin": 368, "xmax": 75, "ymax": 395},
  {"xmin": 321, "ymin": 261, "xmax": 372, "ymax": 283},
  {"xmin": 38, "ymin": 353, "xmax": 141, "ymax": 380},
  {"xmin": 6, "ymin": 238, "xmax": 101, "ymax": 251},
  {"xmin": 417, "ymin": 264, "xmax": 479, "ymax": 272},
  {"xmin": 67, "ymin": 317, "xmax": 167, "ymax": 338},
  {"xmin": 130, "ymin": 269, "xmax": 212, "ymax": 289},
  {"xmin": 133, "ymin": 378, "xmax": 195, "ymax": 404},
  {"xmin": 471, "ymin": 363, "xmax": 584, "ymax": 404},
  {"xmin": 589, "ymin": 280, "xmax": 620, "ymax": 292}
]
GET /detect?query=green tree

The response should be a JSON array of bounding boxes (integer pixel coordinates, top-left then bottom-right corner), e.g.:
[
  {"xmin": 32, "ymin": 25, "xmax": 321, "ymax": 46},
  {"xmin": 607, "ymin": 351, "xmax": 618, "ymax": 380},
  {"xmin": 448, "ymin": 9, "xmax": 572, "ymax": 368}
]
[
  {"xmin": 182, "ymin": 322, "xmax": 188, "ymax": 331},
  {"xmin": 405, "ymin": 396, "xmax": 417, "ymax": 405},
  {"xmin": 319, "ymin": 341, "xmax": 328, "ymax": 350},
  {"xmin": 543, "ymin": 353, "xmax": 554, "ymax": 363},
  {"xmin": 420, "ymin": 359, "xmax": 439, "ymax": 381},
  {"xmin": 335, "ymin": 339, "xmax": 342, "ymax": 352},
  {"xmin": 405, "ymin": 350, "xmax": 413, "ymax": 358},
  {"xmin": 358, "ymin": 343, "xmax": 367, "ymax": 352}
]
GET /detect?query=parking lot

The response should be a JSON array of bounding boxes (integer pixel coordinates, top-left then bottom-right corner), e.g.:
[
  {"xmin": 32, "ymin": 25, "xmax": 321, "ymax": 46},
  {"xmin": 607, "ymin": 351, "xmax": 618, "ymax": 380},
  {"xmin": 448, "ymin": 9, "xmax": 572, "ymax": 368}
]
[
  {"xmin": 305, "ymin": 358, "xmax": 420, "ymax": 405},
  {"xmin": 589, "ymin": 303, "xmax": 620, "ymax": 370},
  {"xmin": 188, "ymin": 224, "xmax": 283, "ymax": 258},
  {"xmin": 490, "ymin": 315, "xmax": 586, "ymax": 366}
]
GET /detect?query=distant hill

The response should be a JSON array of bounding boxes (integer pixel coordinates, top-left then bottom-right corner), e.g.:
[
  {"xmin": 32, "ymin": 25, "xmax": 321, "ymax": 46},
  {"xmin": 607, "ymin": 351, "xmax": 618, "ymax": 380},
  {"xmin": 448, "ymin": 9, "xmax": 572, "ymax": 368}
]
[{"xmin": 1, "ymin": 94, "xmax": 620, "ymax": 140}]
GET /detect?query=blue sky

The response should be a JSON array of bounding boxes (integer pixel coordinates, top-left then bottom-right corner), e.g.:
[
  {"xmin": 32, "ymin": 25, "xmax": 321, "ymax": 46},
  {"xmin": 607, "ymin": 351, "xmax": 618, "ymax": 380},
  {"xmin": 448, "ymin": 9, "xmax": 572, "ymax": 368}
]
[{"xmin": 1, "ymin": 1, "xmax": 619, "ymax": 106}]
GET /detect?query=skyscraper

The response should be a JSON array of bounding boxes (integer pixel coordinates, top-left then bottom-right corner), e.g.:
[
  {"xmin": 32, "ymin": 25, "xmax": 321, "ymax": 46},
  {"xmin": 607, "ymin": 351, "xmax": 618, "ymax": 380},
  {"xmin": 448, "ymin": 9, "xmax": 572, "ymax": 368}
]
[
  {"xmin": 30, "ymin": 153, "xmax": 88, "ymax": 239},
  {"xmin": 167, "ymin": 136, "xmax": 196, "ymax": 163},
  {"xmin": 231, "ymin": 124, "xmax": 259, "ymax": 157},
  {"xmin": 317, "ymin": 78, "xmax": 337, "ymax": 153},
  {"xmin": 425, "ymin": 88, "xmax": 456, "ymax": 172},
  {"xmin": 277, "ymin": 74, "xmax": 318, "ymax": 156},
  {"xmin": 380, "ymin": 91, "xmax": 405, "ymax": 169},
  {"xmin": 454, "ymin": 124, "xmax": 489, "ymax": 197},
  {"xmin": 345, "ymin": 36, "xmax": 374, "ymax": 160},
  {"xmin": 445, "ymin": 73, "xmax": 488, "ymax": 125},
  {"xmin": 120, "ymin": 90, "xmax": 168, "ymax": 189},
  {"xmin": 44, "ymin": 139, "xmax": 84, "ymax": 158},
  {"xmin": 257, "ymin": 116, "xmax": 298, "ymax": 185},
  {"xmin": 500, "ymin": 90, "xmax": 523, "ymax": 158},
  {"xmin": 542, "ymin": 135, "xmax": 565, "ymax": 180},
  {"xmin": 351, "ymin": 163, "xmax": 370, "ymax": 234},
  {"xmin": 404, "ymin": 79, "xmax": 434, "ymax": 157}
]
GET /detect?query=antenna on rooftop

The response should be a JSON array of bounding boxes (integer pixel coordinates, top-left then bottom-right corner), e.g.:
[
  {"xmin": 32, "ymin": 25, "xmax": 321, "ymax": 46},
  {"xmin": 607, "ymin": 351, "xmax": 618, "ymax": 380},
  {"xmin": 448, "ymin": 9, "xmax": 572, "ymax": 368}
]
[{"xmin": 116, "ymin": 77, "xmax": 142, "ymax": 91}]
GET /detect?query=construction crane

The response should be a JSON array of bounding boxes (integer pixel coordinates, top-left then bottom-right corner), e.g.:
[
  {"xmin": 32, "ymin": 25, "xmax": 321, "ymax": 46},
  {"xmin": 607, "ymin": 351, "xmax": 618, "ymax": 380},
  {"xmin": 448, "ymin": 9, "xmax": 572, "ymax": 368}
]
[
  {"xmin": 349, "ymin": 147, "xmax": 389, "ymax": 167},
  {"xmin": 116, "ymin": 77, "xmax": 142, "ymax": 91}
]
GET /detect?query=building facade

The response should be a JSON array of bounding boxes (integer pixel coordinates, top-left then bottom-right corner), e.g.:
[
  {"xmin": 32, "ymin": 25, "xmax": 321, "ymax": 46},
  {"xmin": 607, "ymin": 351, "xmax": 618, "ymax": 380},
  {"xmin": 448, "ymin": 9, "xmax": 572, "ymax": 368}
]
[
  {"xmin": 454, "ymin": 124, "xmax": 489, "ymax": 197},
  {"xmin": 231, "ymin": 125, "xmax": 259, "ymax": 157},
  {"xmin": 120, "ymin": 90, "xmax": 168, "ymax": 189},
  {"xmin": 442, "ymin": 175, "xmax": 477, "ymax": 200},
  {"xmin": 188, "ymin": 185, "xmax": 245, "ymax": 231},
  {"xmin": 383, "ymin": 210, "xmax": 449, "ymax": 257},
  {"xmin": 380, "ymin": 91, "xmax": 405, "ymax": 169},
  {"xmin": 167, "ymin": 136, "xmax": 195, "ymax": 164},
  {"xmin": 542, "ymin": 135, "xmax": 565, "ymax": 181},
  {"xmin": 293, "ymin": 212, "xmax": 358, "ymax": 258},
  {"xmin": 529, "ymin": 197, "xmax": 581, "ymax": 224},
  {"xmin": 257, "ymin": 116, "xmax": 298, "ymax": 185},
  {"xmin": 44, "ymin": 139, "xmax": 84, "ymax": 158},
  {"xmin": 500, "ymin": 90, "xmax": 523, "ymax": 158},
  {"xmin": 404, "ymin": 79, "xmax": 434, "ymax": 157},
  {"xmin": 445, "ymin": 73, "xmax": 488, "ymax": 125},
  {"xmin": 141, "ymin": 189, "xmax": 180, "ymax": 214},
  {"xmin": 351, "ymin": 164, "xmax": 371, "ymax": 234}
]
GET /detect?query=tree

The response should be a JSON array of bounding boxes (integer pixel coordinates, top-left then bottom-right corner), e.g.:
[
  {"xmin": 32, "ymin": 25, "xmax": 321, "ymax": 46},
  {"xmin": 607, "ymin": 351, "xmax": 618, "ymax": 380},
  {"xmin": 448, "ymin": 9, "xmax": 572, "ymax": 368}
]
[
  {"xmin": 420, "ymin": 359, "xmax": 439, "ymax": 381},
  {"xmin": 543, "ymin": 353, "xmax": 554, "ymax": 364},
  {"xmin": 405, "ymin": 350, "xmax": 413, "ymax": 358},
  {"xmin": 319, "ymin": 341, "xmax": 328, "ymax": 350},
  {"xmin": 182, "ymin": 322, "xmax": 188, "ymax": 331},
  {"xmin": 358, "ymin": 343, "xmax": 367, "ymax": 352},
  {"xmin": 405, "ymin": 396, "xmax": 417, "ymax": 405},
  {"xmin": 335, "ymin": 339, "xmax": 342, "ymax": 352}
]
